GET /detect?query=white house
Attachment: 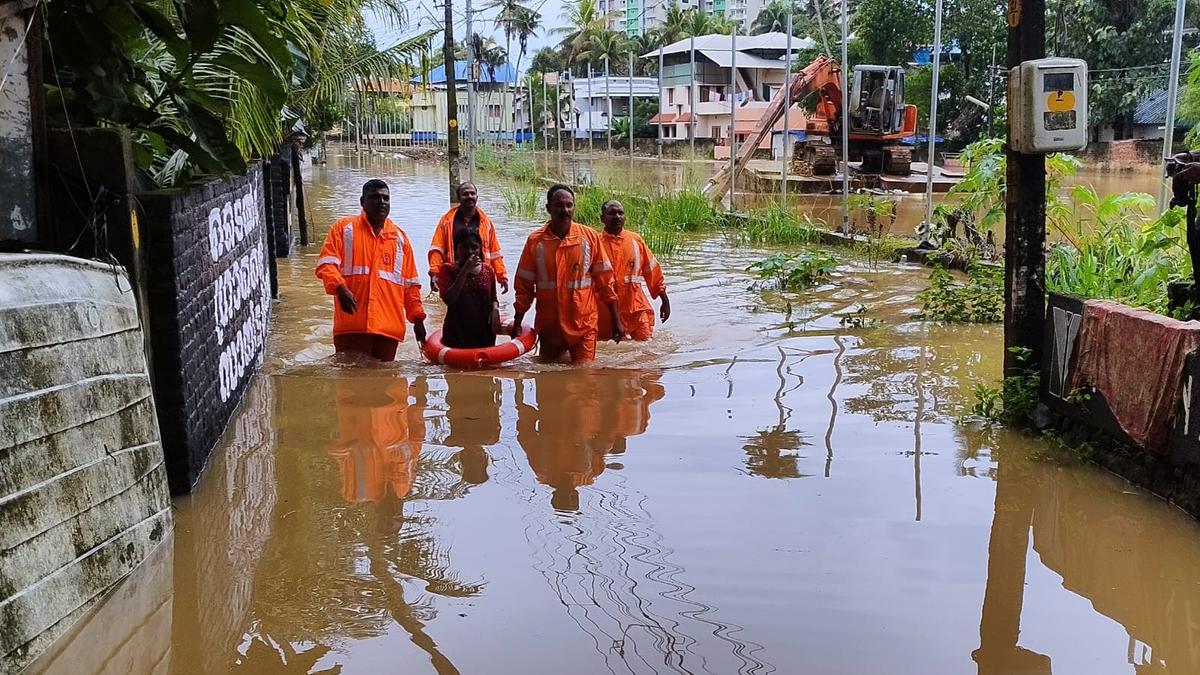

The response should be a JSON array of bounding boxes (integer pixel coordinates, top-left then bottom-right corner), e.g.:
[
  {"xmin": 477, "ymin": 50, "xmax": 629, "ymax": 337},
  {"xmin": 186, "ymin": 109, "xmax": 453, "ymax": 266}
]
[
  {"xmin": 569, "ymin": 75, "xmax": 660, "ymax": 139},
  {"xmin": 643, "ymin": 32, "xmax": 815, "ymax": 156}
]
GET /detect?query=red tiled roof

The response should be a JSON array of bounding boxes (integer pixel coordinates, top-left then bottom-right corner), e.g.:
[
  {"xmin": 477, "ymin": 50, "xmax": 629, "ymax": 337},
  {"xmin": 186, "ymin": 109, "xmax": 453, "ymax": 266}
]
[
  {"xmin": 648, "ymin": 113, "xmax": 676, "ymax": 124},
  {"xmin": 677, "ymin": 113, "xmax": 695, "ymax": 123}
]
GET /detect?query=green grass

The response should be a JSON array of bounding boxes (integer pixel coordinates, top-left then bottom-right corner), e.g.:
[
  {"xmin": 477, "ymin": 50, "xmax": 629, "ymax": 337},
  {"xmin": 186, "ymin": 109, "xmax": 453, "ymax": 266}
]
[
  {"xmin": 499, "ymin": 186, "xmax": 540, "ymax": 219},
  {"xmin": 727, "ymin": 203, "xmax": 825, "ymax": 246},
  {"xmin": 476, "ymin": 145, "xmax": 539, "ymax": 183}
]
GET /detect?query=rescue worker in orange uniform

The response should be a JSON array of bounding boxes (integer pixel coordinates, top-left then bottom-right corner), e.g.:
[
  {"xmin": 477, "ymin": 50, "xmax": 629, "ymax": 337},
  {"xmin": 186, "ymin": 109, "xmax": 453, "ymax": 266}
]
[
  {"xmin": 327, "ymin": 376, "xmax": 426, "ymax": 503},
  {"xmin": 596, "ymin": 199, "xmax": 671, "ymax": 341},
  {"xmin": 315, "ymin": 179, "xmax": 426, "ymax": 361},
  {"xmin": 511, "ymin": 184, "xmax": 622, "ymax": 362},
  {"xmin": 428, "ymin": 182, "xmax": 508, "ymax": 293}
]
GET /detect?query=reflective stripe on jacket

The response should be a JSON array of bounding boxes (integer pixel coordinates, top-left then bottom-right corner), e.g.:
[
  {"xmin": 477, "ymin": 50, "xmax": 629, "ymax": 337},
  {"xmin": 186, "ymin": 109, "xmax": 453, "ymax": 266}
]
[
  {"xmin": 513, "ymin": 222, "xmax": 618, "ymax": 344},
  {"xmin": 316, "ymin": 211, "xmax": 425, "ymax": 341},
  {"xmin": 428, "ymin": 206, "xmax": 507, "ymax": 281},
  {"xmin": 598, "ymin": 229, "xmax": 666, "ymax": 334}
]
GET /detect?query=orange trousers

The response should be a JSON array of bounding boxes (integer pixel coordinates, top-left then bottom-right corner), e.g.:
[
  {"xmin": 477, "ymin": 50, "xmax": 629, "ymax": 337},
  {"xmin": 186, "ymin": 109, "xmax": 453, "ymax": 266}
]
[{"xmin": 538, "ymin": 329, "xmax": 597, "ymax": 363}]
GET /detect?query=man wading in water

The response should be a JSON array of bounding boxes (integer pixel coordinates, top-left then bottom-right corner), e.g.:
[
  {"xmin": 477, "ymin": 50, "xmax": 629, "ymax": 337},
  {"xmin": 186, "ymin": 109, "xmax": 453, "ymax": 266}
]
[
  {"xmin": 315, "ymin": 179, "xmax": 426, "ymax": 361},
  {"xmin": 596, "ymin": 199, "xmax": 671, "ymax": 341},
  {"xmin": 428, "ymin": 182, "xmax": 508, "ymax": 294},
  {"xmin": 511, "ymin": 184, "xmax": 622, "ymax": 363}
]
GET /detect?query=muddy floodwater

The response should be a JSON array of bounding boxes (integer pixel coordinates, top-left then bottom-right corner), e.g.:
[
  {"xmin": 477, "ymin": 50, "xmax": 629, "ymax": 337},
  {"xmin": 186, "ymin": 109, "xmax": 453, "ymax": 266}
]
[{"xmin": 31, "ymin": 153, "xmax": 1200, "ymax": 675}]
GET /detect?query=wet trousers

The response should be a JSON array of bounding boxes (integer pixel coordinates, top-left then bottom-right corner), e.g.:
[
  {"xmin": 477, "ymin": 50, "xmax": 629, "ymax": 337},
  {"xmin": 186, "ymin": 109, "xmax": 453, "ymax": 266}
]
[{"xmin": 334, "ymin": 332, "xmax": 399, "ymax": 361}]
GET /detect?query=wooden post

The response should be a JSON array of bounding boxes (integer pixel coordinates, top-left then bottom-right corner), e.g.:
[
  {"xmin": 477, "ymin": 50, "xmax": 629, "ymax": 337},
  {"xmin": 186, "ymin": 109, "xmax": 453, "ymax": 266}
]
[
  {"xmin": 1004, "ymin": 0, "xmax": 1046, "ymax": 376},
  {"xmin": 442, "ymin": 0, "xmax": 461, "ymax": 204},
  {"xmin": 290, "ymin": 141, "xmax": 309, "ymax": 246}
]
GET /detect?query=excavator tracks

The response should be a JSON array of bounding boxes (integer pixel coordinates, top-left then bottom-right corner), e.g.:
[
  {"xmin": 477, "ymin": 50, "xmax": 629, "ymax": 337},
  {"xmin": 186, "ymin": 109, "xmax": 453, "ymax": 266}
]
[{"xmin": 882, "ymin": 145, "xmax": 912, "ymax": 176}]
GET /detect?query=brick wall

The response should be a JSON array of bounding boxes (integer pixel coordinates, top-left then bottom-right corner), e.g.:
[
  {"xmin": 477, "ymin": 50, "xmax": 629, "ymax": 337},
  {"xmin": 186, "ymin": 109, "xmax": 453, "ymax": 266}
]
[
  {"xmin": 263, "ymin": 157, "xmax": 292, "ymax": 259},
  {"xmin": 139, "ymin": 166, "xmax": 273, "ymax": 493}
]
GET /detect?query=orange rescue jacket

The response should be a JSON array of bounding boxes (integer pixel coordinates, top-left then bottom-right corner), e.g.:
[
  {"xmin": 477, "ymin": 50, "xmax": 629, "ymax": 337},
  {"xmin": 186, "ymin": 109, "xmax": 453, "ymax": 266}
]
[
  {"xmin": 513, "ymin": 222, "xmax": 618, "ymax": 343},
  {"xmin": 597, "ymin": 229, "xmax": 666, "ymax": 338},
  {"xmin": 428, "ymin": 206, "xmax": 507, "ymax": 281},
  {"xmin": 316, "ymin": 212, "xmax": 426, "ymax": 342}
]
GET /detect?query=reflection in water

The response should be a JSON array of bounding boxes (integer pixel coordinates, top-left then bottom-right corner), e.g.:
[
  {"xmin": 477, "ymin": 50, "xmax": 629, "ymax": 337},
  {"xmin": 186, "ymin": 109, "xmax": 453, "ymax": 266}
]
[
  {"xmin": 226, "ymin": 374, "xmax": 480, "ymax": 674},
  {"xmin": 514, "ymin": 369, "xmax": 769, "ymax": 675},
  {"xmin": 37, "ymin": 152, "xmax": 1200, "ymax": 675}
]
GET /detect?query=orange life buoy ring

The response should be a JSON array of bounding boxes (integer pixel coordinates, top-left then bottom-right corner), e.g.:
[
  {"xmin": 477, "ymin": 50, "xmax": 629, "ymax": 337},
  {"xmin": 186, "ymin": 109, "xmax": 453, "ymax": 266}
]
[{"xmin": 422, "ymin": 322, "xmax": 537, "ymax": 368}]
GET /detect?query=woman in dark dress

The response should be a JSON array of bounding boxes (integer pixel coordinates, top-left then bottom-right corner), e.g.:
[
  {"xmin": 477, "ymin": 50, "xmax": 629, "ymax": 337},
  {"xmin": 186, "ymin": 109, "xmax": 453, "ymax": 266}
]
[{"xmin": 436, "ymin": 228, "xmax": 500, "ymax": 348}]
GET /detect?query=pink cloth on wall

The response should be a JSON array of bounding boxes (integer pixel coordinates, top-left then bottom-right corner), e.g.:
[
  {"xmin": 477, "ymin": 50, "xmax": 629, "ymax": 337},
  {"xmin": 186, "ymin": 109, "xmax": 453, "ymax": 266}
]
[{"xmin": 1067, "ymin": 299, "xmax": 1200, "ymax": 453}]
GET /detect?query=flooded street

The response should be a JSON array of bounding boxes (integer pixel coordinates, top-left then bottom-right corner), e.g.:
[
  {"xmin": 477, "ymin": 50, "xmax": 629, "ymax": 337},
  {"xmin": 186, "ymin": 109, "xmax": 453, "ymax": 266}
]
[{"xmin": 32, "ymin": 153, "xmax": 1200, "ymax": 675}]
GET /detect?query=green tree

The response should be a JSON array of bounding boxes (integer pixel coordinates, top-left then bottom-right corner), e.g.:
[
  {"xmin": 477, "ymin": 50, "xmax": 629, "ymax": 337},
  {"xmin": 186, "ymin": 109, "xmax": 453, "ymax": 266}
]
[
  {"xmin": 1047, "ymin": 0, "xmax": 1175, "ymax": 137},
  {"xmin": 852, "ymin": 0, "xmax": 930, "ymax": 65},
  {"xmin": 555, "ymin": 0, "xmax": 610, "ymax": 65}
]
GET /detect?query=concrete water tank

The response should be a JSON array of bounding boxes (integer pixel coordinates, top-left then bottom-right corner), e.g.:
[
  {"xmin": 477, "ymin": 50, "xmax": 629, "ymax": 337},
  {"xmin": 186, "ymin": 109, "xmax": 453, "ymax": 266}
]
[{"xmin": 0, "ymin": 253, "xmax": 172, "ymax": 672}]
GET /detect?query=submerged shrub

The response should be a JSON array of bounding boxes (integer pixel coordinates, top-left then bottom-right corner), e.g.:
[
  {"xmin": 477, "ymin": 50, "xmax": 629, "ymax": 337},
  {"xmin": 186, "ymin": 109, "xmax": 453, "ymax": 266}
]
[
  {"xmin": 916, "ymin": 263, "xmax": 1003, "ymax": 323},
  {"xmin": 748, "ymin": 251, "xmax": 838, "ymax": 290}
]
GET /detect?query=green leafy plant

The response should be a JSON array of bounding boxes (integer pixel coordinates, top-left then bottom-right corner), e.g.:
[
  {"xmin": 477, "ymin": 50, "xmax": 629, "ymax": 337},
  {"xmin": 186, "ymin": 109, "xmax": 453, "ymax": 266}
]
[
  {"xmin": 748, "ymin": 251, "xmax": 838, "ymax": 290},
  {"xmin": 962, "ymin": 348, "xmax": 1039, "ymax": 426},
  {"xmin": 837, "ymin": 304, "xmax": 878, "ymax": 329},
  {"xmin": 730, "ymin": 204, "xmax": 824, "ymax": 245},
  {"xmin": 1047, "ymin": 190, "xmax": 1190, "ymax": 314},
  {"xmin": 916, "ymin": 263, "xmax": 1003, "ymax": 323},
  {"xmin": 847, "ymin": 193, "xmax": 897, "ymax": 237}
]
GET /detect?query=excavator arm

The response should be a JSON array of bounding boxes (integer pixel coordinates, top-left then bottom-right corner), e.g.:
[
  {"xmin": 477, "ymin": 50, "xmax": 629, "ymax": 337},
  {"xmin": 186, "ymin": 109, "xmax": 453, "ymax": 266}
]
[{"xmin": 703, "ymin": 55, "xmax": 843, "ymax": 202}]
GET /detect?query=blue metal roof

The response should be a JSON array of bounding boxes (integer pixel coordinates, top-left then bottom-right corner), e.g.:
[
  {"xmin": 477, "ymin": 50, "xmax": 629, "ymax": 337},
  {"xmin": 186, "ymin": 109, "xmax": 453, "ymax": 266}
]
[
  {"xmin": 1134, "ymin": 87, "xmax": 1189, "ymax": 127},
  {"xmin": 412, "ymin": 61, "xmax": 517, "ymax": 85}
]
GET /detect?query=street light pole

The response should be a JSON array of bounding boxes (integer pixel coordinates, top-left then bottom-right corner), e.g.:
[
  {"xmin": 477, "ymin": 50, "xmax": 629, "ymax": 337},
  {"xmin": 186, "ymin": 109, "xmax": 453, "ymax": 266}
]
[
  {"xmin": 465, "ymin": 0, "xmax": 476, "ymax": 181},
  {"xmin": 1160, "ymin": 0, "xmax": 1188, "ymax": 213},
  {"xmin": 729, "ymin": 26, "xmax": 737, "ymax": 213}
]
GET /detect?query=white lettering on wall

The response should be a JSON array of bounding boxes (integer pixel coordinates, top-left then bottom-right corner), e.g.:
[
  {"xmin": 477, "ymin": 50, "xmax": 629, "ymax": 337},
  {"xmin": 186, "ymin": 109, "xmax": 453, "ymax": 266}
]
[
  {"xmin": 208, "ymin": 183, "xmax": 261, "ymax": 262},
  {"xmin": 210, "ymin": 181, "xmax": 270, "ymax": 403}
]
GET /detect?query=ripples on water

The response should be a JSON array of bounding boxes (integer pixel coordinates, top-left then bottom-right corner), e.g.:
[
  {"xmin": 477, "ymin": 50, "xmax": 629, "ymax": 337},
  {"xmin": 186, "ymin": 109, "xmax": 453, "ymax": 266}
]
[{"xmin": 29, "ymin": 151, "xmax": 1200, "ymax": 675}]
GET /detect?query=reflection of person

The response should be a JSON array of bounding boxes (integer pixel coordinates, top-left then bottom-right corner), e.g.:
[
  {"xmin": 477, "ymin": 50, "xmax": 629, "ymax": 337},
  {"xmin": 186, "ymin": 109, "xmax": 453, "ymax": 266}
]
[
  {"xmin": 327, "ymin": 377, "xmax": 426, "ymax": 503},
  {"xmin": 516, "ymin": 370, "xmax": 663, "ymax": 510},
  {"xmin": 596, "ymin": 200, "xmax": 671, "ymax": 342},
  {"xmin": 511, "ymin": 184, "xmax": 622, "ymax": 363},
  {"xmin": 428, "ymin": 182, "xmax": 508, "ymax": 294},
  {"xmin": 443, "ymin": 373, "xmax": 502, "ymax": 486},
  {"xmin": 436, "ymin": 228, "xmax": 501, "ymax": 348},
  {"xmin": 316, "ymin": 180, "xmax": 426, "ymax": 361}
]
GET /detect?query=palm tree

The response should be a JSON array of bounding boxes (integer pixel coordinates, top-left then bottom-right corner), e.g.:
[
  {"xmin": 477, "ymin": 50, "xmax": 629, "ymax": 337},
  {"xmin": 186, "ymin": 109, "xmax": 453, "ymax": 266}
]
[
  {"xmin": 751, "ymin": 0, "xmax": 791, "ymax": 34},
  {"xmin": 657, "ymin": 3, "xmax": 692, "ymax": 45},
  {"xmin": 555, "ymin": 0, "xmax": 611, "ymax": 64},
  {"xmin": 511, "ymin": 7, "xmax": 543, "ymax": 142}
]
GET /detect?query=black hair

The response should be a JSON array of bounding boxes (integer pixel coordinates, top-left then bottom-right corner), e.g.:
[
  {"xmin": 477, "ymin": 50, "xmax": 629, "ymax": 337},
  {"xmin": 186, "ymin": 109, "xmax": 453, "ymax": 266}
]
[
  {"xmin": 361, "ymin": 179, "xmax": 389, "ymax": 197},
  {"xmin": 457, "ymin": 181, "xmax": 477, "ymax": 197},
  {"xmin": 453, "ymin": 226, "xmax": 483, "ymax": 251},
  {"xmin": 546, "ymin": 183, "xmax": 574, "ymax": 203},
  {"xmin": 601, "ymin": 199, "xmax": 622, "ymax": 215}
]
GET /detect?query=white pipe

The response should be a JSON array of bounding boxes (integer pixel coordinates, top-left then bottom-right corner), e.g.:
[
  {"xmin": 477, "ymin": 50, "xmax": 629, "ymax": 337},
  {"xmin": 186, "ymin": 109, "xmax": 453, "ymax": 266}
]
[
  {"xmin": 629, "ymin": 50, "xmax": 635, "ymax": 157},
  {"xmin": 588, "ymin": 62, "xmax": 595, "ymax": 155},
  {"xmin": 605, "ymin": 55, "xmax": 613, "ymax": 153},
  {"xmin": 923, "ymin": 0, "xmax": 944, "ymax": 233},
  {"xmin": 840, "ymin": 0, "xmax": 849, "ymax": 233},
  {"xmin": 1160, "ymin": 0, "xmax": 1187, "ymax": 213}
]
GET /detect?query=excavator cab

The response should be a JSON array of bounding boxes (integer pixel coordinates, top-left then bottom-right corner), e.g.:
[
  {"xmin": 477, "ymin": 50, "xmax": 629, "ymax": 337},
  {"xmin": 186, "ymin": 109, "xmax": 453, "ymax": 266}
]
[{"xmin": 849, "ymin": 66, "xmax": 906, "ymax": 135}]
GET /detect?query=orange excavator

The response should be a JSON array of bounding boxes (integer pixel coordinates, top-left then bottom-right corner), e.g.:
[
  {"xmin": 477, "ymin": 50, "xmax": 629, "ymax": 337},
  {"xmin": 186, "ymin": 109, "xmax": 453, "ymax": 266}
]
[{"xmin": 704, "ymin": 55, "xmax": 919, "ymax": 200}]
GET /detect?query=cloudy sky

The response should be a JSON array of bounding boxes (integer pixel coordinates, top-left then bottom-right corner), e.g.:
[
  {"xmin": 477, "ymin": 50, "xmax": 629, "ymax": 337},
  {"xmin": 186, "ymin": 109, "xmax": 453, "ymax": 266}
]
[{"xmin": 366, "ymin": 0, "xmax": 572, "ymax": 74}]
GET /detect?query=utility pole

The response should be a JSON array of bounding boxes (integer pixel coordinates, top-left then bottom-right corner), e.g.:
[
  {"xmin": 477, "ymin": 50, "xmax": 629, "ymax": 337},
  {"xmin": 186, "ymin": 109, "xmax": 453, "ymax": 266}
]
[
  {"xmin": 605, "ymin": 54, "xmax": 613, "ymax": 153},
  {"xmin": 1004, "ymin": 0, "xmax": 1047, "ymax": 375},
  {"xmin": 629, "ymin": 50, "xmax": 635, "ymax": 158},
  {"xmin": 588, "ymin": 62, "xmax": 595, "ymax": 154},
  {"xmin": 443, "ymin": 0, "xmax": 461, "ymax": 203},
  {"xmin": 923, "ymin": 0, "xmax": 944, "ymax": 231},
  {"xmin": 466, "ymin": 0, "xmax": 477, "ymax": 181},
  {"xmin": 556, "ymin": 74, "xmax": 563, "ymax": 156},
  {"xmin": 729, "ymin": 26, "xmax": 737, "ymax": 213},
  {"xmin": 839, "ymin": 0, "xmax": 850, "ymax": 233},
  {"xmin": 657, "ymin": 46, "xmax": 664, "ymax": 187},
  {"xmin": 782, "ymin": 10, "xmax": 792, "ymax": 205},
  {"xmin": 690, "ymin": 35, "xmax": 696, "ymax": 157},
  {"xmin": 986, "ymin": 43, "xmax": 997, "ymax": 137}
]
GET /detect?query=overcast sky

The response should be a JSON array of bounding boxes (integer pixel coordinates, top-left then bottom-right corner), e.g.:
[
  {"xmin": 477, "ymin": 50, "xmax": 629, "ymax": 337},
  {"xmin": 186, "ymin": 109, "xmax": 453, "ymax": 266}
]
[{"xmin": 366, "ymin": 0, "xmax": 572, "ymax": 75}]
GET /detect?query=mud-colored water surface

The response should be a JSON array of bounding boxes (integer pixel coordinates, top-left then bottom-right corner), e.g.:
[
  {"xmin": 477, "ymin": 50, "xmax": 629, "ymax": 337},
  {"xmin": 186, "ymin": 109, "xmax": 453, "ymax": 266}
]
[{"xmin": 30, "ymin": 152, "xmax": 1200, "ymax": 675}]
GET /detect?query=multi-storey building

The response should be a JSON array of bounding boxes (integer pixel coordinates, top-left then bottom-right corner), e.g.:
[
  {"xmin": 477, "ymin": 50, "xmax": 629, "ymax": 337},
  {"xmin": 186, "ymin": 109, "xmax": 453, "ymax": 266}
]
[{"xmin": 644, "ymin": 32, "xmax": 814, "ymax": 156}]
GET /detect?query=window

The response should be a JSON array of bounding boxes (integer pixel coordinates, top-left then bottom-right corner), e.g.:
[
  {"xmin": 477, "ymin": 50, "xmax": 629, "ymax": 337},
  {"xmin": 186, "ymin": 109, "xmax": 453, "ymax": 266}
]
[{"xmin": 487, "ymin": 104, "xmax": 501, "ymax": 119}]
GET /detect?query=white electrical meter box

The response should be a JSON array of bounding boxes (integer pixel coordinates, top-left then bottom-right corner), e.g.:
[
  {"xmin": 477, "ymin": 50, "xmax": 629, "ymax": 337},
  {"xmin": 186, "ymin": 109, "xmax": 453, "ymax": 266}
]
[{"xmin": 1009, "ymin": 58, "xmax": 1088, "ymax": 153}]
